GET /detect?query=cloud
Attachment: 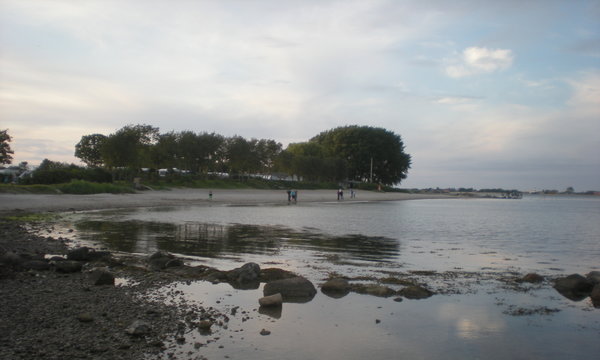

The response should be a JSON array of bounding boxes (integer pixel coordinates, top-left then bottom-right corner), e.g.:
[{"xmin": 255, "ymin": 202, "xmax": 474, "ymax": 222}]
[{"xmin": 446, "ymin": 47, "xmax": 514, "ymax": 78}]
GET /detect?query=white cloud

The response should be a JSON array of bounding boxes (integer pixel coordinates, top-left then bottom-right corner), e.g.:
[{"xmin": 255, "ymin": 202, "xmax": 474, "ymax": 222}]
[{"xmin": 446, "ymin": 46, "xmax": 514, "ymax": 78}]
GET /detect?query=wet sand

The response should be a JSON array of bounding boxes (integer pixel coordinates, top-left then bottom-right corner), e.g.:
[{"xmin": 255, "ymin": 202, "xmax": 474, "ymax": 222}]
[{"xmin": 0, "ymin": 188, "xmax": 450, "ymax": 213}]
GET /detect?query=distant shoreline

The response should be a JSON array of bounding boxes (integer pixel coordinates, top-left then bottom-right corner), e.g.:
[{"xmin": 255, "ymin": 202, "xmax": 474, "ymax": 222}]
[{"xmin": 1, "ymin": 188, "xmax": 454, "ymax": 214}]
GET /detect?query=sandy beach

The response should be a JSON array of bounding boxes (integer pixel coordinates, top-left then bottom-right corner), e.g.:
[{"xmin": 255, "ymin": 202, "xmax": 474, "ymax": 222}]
[{"xmin": 0, "ymin": 188, "xmax": 449, "ymax": 214}]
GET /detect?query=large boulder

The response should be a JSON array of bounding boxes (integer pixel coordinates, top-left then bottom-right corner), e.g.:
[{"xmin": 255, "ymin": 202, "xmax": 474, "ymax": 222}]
[
  {"xmin": 553, "ymin": 274, "xmax": 594, "ymax": 301},
  {"xmin": 263, "ymin": 276, "xmax": 317, "ymax": 303}
]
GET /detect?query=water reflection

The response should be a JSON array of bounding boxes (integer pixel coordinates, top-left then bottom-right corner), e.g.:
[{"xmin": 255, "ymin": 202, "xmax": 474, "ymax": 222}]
[{"xmin": 74, "ymin": 220, "xmax": 400, "ymax": 262}]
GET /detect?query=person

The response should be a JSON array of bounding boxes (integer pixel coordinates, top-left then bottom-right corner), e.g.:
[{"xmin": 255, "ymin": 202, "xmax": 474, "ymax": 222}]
[
  {"xmin": 209, "ymin": 190, "xmax": 213, "ymax": 200},
  {"xmin": 350, "ymin": 188, "xmax": 355, "ymax": 198},
  {"xmin": 286, "ymin": 189, "xmax": 291, "ymax": 202},
  {"xmin": 291, "ymin": 190, "xmax": 297, "ymax": 203},
  {"xmin": 337, "ymin": 188, "xmax": 341, "ymax": 200}
]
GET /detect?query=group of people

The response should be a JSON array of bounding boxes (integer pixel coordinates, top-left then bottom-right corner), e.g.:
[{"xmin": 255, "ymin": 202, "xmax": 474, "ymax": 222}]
[
  {"xmin": 337, "ymin": 185, "xmax": 356, "ymax": 200},
  {"xmin": 286, "ymin": 189, "xmax": 298, "ymax": 203}
]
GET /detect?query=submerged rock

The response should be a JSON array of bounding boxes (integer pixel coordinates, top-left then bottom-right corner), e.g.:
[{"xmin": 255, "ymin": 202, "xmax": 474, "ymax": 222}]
[
  {"xmin": 263, "ymin": 276, "xmax": 317, "ymax": 303},
  {"xmin": 147, "ymin": 251, "xmax": 176, "ymax": 271},
  {"xmin": 321, "ymin": 278, "xmax": 350, "ymax": 292},
  {"xmin": 521, "ymin": 273, "xmax": 544, "ymax": 283},
  {"xmin": 397, "ymin": 285, "xmax": 434, "ymax": 299},
  {"xmin": 351, "ymin": 284, "xmax": 396, "ymax": 297},
  {"xmin": 553, "ymin": 274, "xmax": 594, "ymax": 301}
]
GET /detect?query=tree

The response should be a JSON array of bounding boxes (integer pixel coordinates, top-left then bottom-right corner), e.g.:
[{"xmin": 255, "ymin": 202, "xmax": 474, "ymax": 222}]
[
  {"xmin": 101, "ymin": 124, "xmax": 159, "ymax": 169},
  {"xmin": 75, "ymin": 134, "xmax": 107, "ymax": 167},
  {"xmin": 1, "ymin": 129, "xmax": 14, "ymax": 165},
  {"xmin": 311, "ymin": 125, "xmax": 411, "ymax": 185}
]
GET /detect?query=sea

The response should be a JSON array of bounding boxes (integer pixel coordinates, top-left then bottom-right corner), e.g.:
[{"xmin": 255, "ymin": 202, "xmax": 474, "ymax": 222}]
[{"xmin": 52, "ymin": 194, "xmax": 600, "ymax": 360}]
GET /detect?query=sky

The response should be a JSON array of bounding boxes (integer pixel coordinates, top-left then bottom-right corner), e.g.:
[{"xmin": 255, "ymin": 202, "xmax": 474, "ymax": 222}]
[{"xmin": 1, "ymin": 0, "xmax": 599, "ymax": 191}]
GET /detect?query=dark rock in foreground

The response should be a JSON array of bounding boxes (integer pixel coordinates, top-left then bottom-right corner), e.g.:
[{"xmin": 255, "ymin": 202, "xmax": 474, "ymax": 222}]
[
  {"xmin": 54, "ymin": 260, "xmax": 83, "ymax": 273},
  {"xmin": 263, "ymin": 276, "xmax": 317, "ymax": 303},
  {"xmin": 227, "ymin": 262, "xmax": 261, "ymax": 288},
  {"xmin": 89, "ymin": 269, "xmax": 115, "ymax": 286},
  {"xmin": 553, "ymin": 274, "xmax": 594, "ymax": 301},
  {"xmin": 259, "ymin": 293, "xmax": 283, "ymax": 307}
]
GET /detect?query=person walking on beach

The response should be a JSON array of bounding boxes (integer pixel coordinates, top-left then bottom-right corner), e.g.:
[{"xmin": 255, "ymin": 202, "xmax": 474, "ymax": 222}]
[
  {"xmin": 291, "ymin": 190, "xmax": 297, "ymax": 203},
  {"xmin": 287, "ymin": 190, "xmax": 291, "ymax": 202}
]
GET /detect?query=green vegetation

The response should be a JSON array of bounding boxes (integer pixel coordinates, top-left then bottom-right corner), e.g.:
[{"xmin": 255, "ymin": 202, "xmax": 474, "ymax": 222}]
[
  {"xmin": 1, "ymin": 129, "xmax": 13, "ymax": 165},
  {"xmin": 4, "ymin": 124, "xmax": 412, "ymax": 194}
]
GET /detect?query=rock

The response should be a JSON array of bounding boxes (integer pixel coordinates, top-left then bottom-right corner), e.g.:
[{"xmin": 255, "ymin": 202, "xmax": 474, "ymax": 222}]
[
  {"xmin": 393, "ymin": 297, "xmax": 404, "ymax": 302},
  {"xmin": 397, "ymin": 285, "xmax": 434, "ymax": 299},
  {"xmin": 89, "ymin": 269, "xmax": 115, "ymax": 286},
  {"xmin": 351, "ymin": 284, "xmax": 396, "ymax": 297},
  {"xmin": 259, "ymin": 293, "xmax": 283, "ymax": 307},
  {"xmin": 591, "ymin": 284, "xmax": 600, "ymax": 308},
  {"xmin": 0, "ymin": 252, "xmax": 23, "ymax": 268},
  {"xmin": 522, "ymin": 273, "xmax": 544, "ymax": 283},
  {"xmin": 553, "ymin": 274, "xmax": 594, "ymax": 301},
  {"xmin": 263, "ymin": 276, "xmax": 317, "ymax": 303},
  {"xmin": 198, "ymin": 320, "xmax": 213, "ymax": 331},
  {"xmin": 87, "ymin": 251, "xmax": 111, "ymax": 262},
  {"xmin": 67, "ymin": 247, "xmax": 91, "ymax": 261},
  {"xmin": 54, "ymin": 260, "xmax": 83, "ymax": 273},
  {"xmin": 165, "ymin": 258, "xmax": 184, "ymax": 268},
  {"xmin": 125, "ymin": 320, "xmax": 151, "ymax": 336},
  {"xmin": 22, "ymin": 260, "xmax": 50, "ymax": 271},
  {"xmin": 77, "ymin": 313, "xmax": 94, "ymax": 323},
  {"xmin": 586, "ymin": 271, "xmax": 600, "ymax": 285},
  {"xmin": 321, "ymin": 278, "xmax": 350, "ymax": 292},
  {"xmin": 260, "ymin": 329, "xmax": 271, "ymax": 336},
  {"xmin": 258, "ymin": 306, "xmax": 282, "ymax": 319},
  {"xmin": 260, "ymin": 268, "xmax": 298, "ymax": 282},
  {"xmin": 227, "ymin": 262, "xmax": 260, "ymax": 284},
  {"xmin": 148, "ymin": 251, "xmax": 175, "ymax": 270}
]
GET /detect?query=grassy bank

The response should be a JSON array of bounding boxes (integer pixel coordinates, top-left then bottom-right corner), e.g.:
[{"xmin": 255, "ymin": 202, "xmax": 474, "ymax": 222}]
[{"xmin": 0, "ymin": 180, "xmax": 135, "ymax": 195}]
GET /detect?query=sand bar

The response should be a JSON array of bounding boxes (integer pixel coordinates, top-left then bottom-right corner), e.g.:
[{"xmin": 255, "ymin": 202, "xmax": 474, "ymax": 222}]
[{"xmin": 0, "ymin": 188, "xmax": 450, "ymax": 213}]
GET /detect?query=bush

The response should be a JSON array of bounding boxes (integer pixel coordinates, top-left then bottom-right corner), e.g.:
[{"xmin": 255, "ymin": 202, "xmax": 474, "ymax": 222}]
[{"xmin": 20, "ymin": 165, "xmax": 112, "ymax": 185}]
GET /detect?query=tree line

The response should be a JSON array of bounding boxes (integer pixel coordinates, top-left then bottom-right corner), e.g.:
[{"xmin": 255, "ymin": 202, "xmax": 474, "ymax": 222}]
[
  {"xmin": 2, "ymin": 125, "xmax": 411, "ymax": 186},
  {"xmin": 75, "ymin": 124, "xmax": 411, "ymax": 185}
]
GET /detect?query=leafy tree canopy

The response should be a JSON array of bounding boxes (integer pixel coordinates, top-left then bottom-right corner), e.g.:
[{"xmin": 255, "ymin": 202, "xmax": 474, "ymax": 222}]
[
  {"xmin": 311, "ymin": 125, "xmax": 411, "ymax": 185},
  {"xmin": 75, "ymin": 134, "xmax": 107, "ymax": 167},
  {"xmin": 1, "ymin": 129, "xmax": 14, "ymax": 165}
]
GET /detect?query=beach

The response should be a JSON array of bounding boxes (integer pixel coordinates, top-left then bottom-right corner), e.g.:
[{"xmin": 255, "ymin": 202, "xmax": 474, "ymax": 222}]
[{"xmin": 0, "ymin": 188, "xmax": 447, "ymax": 214}]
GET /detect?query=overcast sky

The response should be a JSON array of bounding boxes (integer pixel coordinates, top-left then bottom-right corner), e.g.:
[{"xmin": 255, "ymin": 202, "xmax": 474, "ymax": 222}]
[{"xmin": 1, "ymin": 0, "xmax": 599, "ymax": 191}]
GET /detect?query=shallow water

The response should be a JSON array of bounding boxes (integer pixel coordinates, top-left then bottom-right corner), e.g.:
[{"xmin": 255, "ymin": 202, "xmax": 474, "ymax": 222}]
[{"xmin": 51, "ymin": 195, "xmax": 600, "ymax": 359}]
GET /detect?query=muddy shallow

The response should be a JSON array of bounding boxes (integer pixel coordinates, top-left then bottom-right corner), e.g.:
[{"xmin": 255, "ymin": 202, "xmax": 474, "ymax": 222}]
[{"xmin": 34, "ymin": 195, "xmax": 600, "ymax": 360}]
